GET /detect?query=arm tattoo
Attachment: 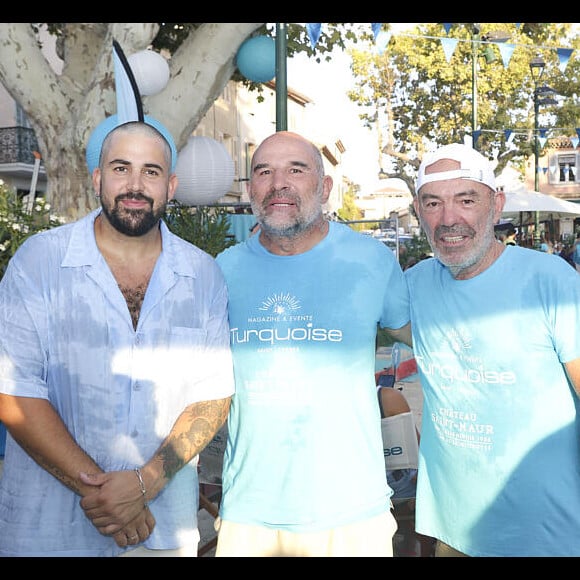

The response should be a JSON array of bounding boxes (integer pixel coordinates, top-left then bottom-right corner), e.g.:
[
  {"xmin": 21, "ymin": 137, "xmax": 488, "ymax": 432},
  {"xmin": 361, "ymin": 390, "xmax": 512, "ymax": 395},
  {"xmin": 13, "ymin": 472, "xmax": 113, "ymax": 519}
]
[{"xmin": 159, "ymin": 397, "xmax": 230, "ymax": 480}]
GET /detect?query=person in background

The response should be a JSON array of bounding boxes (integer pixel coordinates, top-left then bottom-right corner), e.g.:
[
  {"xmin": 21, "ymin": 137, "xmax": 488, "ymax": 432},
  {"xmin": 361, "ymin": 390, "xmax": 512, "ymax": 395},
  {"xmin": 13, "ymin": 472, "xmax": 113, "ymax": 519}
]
[
  {"xmin": 555, "ymin": 242, "xmax": 574, "ymax": 268},
  {"xmin": 215, "ymin": 131, "xmax": 411, "ymax": 557},
  {"xmin": 504, "ymin": 225, "xmax": 517, "ymax": 246},
  {"xmin": 0, "ymin": 120, "xmax": 234, "ymax": 557},
  {"xmin": 376, "ymin": 384, "xmax": 420, "ymax": 555},
  {"xmin": 573, "ymin": 232, "xmax": 580, "ymax": 273},
  {"xmin": 377, "ymin": 384, "xmax": 419, "ymax": 500},
  {"xmin": 406, "ymin": 143, "xmax": 580, "ymax": 557},
  {"xmin": 539, "ymin": 233, "xmax": 553, "ymax": 253}
]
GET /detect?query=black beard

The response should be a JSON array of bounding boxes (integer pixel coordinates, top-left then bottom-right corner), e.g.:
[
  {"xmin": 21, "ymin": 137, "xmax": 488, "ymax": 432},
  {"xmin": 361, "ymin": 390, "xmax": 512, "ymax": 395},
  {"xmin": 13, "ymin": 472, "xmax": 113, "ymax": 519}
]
[{"xmin": 100, "ymin": 193, "xmax": 165, "ymax": 237}]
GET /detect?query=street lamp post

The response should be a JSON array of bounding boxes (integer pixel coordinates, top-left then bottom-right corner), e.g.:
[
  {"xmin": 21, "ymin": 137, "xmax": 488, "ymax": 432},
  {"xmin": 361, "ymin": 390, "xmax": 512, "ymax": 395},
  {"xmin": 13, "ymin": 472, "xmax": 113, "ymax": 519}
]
[
  {"xmin": 533, "ymin": 89, "xmax": 541, "ymax": 246},
  {"xmin": 389, "ymin": 211, "xmax": 400, "ymax": 263},
  {"xmin": 472, "ymin": 25, "xmax": 479, "ymax": 146},
  {"xmin": 529, "ymin": 56, "xmax": 558, "ymax": 249},
  {"xmin": 275, "ymin": 23, "xmax": 288, "ymax": 131}
]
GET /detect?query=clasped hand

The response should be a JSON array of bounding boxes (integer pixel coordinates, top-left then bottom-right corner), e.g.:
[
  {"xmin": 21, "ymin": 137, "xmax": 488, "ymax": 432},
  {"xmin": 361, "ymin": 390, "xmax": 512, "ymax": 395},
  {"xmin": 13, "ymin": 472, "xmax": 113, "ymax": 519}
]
[{"xmin": 80, "ymin": 470, "xmax": 156, "ymax": 548}]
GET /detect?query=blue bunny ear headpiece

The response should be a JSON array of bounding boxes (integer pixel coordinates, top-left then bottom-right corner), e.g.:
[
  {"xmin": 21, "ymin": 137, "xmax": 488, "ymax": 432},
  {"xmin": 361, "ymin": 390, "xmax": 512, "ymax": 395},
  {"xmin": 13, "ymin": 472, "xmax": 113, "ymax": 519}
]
[
  {"xmin": 85, "ymin": 39, "xmax": 177, "ymax": 174},
  {"xmin": 112, "ymin": 38, "xmax": 144, "ymax": 124}
]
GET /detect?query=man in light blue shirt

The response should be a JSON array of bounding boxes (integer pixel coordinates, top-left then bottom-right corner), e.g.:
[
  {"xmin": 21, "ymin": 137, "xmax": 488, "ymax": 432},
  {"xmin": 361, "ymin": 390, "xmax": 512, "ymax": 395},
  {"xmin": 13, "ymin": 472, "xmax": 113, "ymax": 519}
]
[{"xmin": 0, "ymin": 120, "xmax": 234, "ymax": 556}]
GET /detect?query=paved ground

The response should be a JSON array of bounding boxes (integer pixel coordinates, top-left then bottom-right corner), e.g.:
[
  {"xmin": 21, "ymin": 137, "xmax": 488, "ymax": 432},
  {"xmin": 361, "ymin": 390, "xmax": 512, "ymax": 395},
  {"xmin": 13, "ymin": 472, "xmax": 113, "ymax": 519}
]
[{"xmin": 198, "ymin": 500, "xmax": 219, "ymax": 557}]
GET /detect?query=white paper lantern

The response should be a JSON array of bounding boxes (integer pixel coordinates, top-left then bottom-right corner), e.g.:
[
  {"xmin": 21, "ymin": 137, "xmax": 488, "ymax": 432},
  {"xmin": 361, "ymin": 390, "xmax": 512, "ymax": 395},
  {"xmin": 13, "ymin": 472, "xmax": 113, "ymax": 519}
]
[
  {"xmin": 128, "ymin": 50, "xmax": 170, "ymax": 96},
  {"xmin": 174, "ymin": 136, "xmax": 235, "ymax": 205}
]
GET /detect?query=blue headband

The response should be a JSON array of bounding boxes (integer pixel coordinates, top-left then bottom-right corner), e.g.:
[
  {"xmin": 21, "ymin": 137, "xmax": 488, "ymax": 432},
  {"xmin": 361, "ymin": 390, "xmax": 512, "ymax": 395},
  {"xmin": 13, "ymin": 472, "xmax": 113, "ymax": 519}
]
[{"xmin": 85, "ymin": 114, "xmax": 177, "ymax": 174}]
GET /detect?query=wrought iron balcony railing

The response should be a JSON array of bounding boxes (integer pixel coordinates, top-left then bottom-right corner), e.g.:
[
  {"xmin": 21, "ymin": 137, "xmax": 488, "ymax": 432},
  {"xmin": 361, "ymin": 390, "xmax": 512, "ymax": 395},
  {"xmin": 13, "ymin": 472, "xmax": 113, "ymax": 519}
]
[{"xmin": 0, "ymin": 126, "xmax": 40, "ymax": 165}]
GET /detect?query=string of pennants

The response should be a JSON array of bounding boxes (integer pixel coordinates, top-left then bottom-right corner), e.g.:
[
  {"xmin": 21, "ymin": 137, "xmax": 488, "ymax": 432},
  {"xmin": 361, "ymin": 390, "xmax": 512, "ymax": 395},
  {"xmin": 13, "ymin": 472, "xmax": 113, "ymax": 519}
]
[
  {"xmin": 474, "ymin": 128, "xmax": 580, "ymax": 149},
  {"xmin": 305, "ymin": 23, "xmax": 580, "ymax": 147},
  {"xmin": 305, "ymin": 23, "xmax": 576, "ymax": 72}
]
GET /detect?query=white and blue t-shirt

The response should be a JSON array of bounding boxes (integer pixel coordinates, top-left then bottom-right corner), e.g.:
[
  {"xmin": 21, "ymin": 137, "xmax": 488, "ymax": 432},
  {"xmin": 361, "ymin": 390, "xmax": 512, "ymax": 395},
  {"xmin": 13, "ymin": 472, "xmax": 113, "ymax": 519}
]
[
  {"xmin": 217, "ymin": 221, "xmax": 410, "ymax": 531},
  {"xmin": 406, "ymin": 245, "xmax": 580, "ymax": 556}
]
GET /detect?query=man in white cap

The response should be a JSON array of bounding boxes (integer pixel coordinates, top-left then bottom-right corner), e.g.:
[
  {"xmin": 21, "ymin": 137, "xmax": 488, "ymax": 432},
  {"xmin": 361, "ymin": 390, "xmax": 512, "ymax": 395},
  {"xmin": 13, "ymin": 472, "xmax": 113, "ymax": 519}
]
[{"xmin": 406, "ymin": 143, "xmax": 580, "ymax": 556}]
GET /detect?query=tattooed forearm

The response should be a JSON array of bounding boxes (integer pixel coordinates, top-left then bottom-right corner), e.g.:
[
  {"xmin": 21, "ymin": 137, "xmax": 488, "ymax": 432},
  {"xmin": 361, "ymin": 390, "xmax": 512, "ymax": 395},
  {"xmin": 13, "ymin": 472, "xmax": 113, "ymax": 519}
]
[
  {"xmin": 158, "ymin": 397, "xmax": 231, "ymax": 480},
  {"xmin": 16, "ymin": 440, "xmax": 101, "ymax": 496}
]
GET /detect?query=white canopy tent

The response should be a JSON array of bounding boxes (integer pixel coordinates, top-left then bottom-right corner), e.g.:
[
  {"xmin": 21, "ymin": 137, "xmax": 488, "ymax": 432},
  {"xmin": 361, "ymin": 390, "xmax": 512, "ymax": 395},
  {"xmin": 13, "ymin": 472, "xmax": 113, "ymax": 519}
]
[{"xmin": 501, "ymin": 189, "xmax": 580, "ymax": 225}]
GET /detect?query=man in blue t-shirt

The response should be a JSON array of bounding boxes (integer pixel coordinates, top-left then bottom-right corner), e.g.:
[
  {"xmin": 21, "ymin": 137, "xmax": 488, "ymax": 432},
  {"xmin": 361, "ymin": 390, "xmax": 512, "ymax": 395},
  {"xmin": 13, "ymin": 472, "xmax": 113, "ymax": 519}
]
[
  {"xmin": 215, "ymin": 131, "xmax": 411, "ymax": 557},
  {"xmin": 407, "ymin": 143, "xmax": 580, "ymax": 556}
]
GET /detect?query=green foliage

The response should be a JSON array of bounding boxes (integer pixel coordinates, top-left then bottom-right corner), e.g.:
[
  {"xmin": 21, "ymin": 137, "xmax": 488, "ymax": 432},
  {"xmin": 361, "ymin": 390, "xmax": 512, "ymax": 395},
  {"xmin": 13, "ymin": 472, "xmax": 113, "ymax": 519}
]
[
  {"xmin": 376, "ymin": 326, "xmax": 396, "ymax": 348},
  {"xmin": 164, "ymin": 201, "xmax": 236, "ymax": 257},
  {"xmin": 348, "ymin": 23, "xmax": 580, "ymax": 188},
  {"xmin": 151, "ymin": 23, "xmax": 201, "ymax": 54},
  {"xmin": 0, "ymin": 181, "xmax": 64, "ymax": 280},
  {"xmin": 398, "ymin": 233, "xmax": 432, "ymax": 270},
  {"xmin": 150, "ymin": 23, "xmax": 360, "ymax": 96},
  {"xmin": 337, "ymin": 184, "xmax": 363, "ymax": 225}
]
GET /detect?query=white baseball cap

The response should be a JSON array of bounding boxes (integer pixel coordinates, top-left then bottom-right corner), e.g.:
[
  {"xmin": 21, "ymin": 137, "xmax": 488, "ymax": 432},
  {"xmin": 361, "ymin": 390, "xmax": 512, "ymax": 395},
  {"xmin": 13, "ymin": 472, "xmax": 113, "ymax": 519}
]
[{"xmin": 416, "ymin": 143, "xmax": 496, "ymax": 192}]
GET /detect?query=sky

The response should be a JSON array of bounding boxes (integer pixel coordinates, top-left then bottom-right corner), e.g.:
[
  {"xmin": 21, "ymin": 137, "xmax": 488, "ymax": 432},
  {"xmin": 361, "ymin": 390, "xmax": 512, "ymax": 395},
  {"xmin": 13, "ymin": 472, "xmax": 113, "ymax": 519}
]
[
  {"xmin": 286, "ymin": 38, "xmax": 379, "ymax": 193},
  {"xmin": 285, "ymin": 24, "xmax": 416, "ymax": 193}
]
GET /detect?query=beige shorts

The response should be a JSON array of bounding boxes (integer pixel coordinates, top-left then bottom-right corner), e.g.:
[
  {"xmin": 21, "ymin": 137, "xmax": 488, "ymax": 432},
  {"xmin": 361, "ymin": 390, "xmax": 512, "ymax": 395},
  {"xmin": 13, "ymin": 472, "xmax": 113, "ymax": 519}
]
[{"xmin": 215, "ymin": 511, "xmax": 397, "ymax": 557}]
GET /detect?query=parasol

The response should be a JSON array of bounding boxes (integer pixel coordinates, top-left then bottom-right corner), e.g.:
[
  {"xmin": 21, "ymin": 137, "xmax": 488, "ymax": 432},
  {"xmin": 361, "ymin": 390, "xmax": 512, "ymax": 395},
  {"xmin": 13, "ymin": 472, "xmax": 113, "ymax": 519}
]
[{"xmin": 501, "ymin": 189, "xmax": 580, "ymax": 225}]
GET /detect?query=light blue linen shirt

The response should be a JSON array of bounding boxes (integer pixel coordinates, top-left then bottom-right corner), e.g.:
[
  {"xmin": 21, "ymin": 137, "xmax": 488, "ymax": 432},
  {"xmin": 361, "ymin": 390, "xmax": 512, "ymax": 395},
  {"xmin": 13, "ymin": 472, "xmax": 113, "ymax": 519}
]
[{"xmin": 0, "ymin": 208, "xmax": 234, "ymax": 556}]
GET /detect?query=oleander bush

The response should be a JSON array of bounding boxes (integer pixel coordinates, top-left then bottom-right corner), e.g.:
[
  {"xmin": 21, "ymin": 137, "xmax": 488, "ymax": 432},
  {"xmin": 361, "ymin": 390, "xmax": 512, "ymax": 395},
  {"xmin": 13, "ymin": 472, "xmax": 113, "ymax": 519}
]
[{"xmin": 0, "ymin": 181, "xmax": 65, "ymax": 280}]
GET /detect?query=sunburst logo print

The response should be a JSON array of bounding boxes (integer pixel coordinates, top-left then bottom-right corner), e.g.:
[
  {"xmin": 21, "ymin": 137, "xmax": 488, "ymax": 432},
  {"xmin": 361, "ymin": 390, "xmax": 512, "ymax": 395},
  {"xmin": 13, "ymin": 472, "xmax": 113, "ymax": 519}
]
[{"xmin": 259, "ymin": 293, "xmax": 301, "ymax": 315}]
